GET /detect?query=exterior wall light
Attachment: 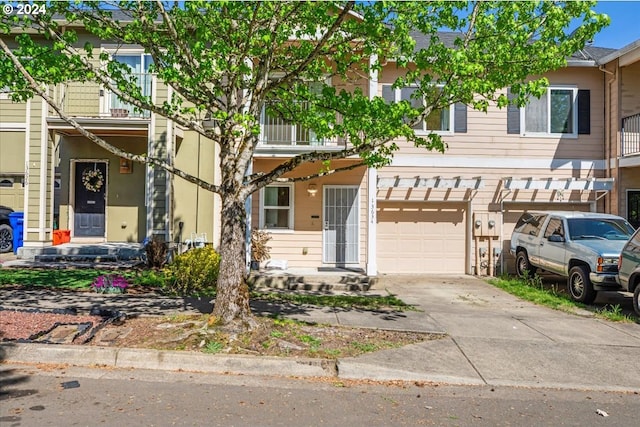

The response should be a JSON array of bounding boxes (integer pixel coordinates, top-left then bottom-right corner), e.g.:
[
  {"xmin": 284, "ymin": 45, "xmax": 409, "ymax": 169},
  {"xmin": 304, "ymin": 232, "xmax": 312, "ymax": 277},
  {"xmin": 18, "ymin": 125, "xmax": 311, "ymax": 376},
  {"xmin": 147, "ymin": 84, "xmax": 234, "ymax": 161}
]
[{"xmin": 307, "ymin": 184, "xmax": 318, "ymax": 197}]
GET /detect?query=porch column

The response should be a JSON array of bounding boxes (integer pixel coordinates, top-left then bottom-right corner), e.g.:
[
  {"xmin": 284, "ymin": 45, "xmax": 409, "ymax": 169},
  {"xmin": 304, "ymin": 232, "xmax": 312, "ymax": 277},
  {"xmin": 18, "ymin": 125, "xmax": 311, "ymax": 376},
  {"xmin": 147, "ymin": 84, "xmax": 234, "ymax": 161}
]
[
  {"xmin": 366, "ymin": 54, "xmax": 378, "ymax": 276},
  {"xmin": 23, "ymin": 96, "xmax": 54, "ymax": 251}
]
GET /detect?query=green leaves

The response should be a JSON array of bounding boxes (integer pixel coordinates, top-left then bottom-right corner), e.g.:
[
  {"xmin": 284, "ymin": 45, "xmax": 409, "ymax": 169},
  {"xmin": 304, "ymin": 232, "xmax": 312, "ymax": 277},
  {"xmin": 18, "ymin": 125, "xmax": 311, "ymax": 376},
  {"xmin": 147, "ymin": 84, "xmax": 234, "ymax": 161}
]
[{"xmin": 0, "ymin": 0, "xmax": 609, "ymax": 189}]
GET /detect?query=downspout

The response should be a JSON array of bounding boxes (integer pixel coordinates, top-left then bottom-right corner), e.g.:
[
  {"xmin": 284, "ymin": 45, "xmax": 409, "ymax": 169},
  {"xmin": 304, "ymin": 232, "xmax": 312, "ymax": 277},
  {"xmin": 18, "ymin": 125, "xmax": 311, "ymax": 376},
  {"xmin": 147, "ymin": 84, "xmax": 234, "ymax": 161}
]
[{"xmin": 598, "ymin": 64, "xmax": 617, "ymax": 214}]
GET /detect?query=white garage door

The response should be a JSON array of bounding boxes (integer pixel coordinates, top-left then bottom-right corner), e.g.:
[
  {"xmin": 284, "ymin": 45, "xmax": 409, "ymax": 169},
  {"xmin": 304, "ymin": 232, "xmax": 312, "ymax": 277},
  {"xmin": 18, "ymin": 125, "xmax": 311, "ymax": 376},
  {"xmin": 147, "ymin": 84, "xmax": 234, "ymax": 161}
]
[{"xmin": 377, "ymin": 202, "xmax": 467, "ymax": 274}]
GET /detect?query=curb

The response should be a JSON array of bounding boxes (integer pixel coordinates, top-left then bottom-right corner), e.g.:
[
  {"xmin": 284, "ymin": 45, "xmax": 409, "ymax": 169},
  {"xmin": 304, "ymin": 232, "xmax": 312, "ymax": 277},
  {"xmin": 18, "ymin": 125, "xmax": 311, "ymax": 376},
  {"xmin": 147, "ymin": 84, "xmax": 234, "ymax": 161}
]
[{"xmin": 1, "ymin": 342, "xmax": 336, "ymax": 378}]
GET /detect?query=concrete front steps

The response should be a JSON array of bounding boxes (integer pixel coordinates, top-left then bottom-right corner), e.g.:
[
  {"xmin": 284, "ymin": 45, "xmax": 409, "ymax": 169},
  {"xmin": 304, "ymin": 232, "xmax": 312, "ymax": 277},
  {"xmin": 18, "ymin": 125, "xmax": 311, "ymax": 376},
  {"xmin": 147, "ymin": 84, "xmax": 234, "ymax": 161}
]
[
  {"xmin": 14, "ymin": 243, "xmax": 145, "ymax": 267},
  {"xmin": 248, "ymin": 268, "xmax": 377, "ymax": 292}
]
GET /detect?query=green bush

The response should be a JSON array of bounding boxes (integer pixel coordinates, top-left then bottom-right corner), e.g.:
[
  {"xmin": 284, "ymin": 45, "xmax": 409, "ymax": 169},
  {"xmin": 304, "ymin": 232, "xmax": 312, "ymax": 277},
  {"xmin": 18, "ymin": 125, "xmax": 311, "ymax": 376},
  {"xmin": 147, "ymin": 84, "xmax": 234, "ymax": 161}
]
[{"xmin": 163, "ymin": 247, "xmax": 220, "ymax": 296}]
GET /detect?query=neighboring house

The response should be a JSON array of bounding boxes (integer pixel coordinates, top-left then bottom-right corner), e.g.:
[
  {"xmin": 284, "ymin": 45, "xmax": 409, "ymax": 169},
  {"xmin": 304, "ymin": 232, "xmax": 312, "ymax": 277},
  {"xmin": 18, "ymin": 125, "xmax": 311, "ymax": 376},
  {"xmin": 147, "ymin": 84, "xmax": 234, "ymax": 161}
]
[
  {"xmin": 0, "ymin": 29, "xmax": 219, "ymax": 251},
  {"xmin": 1, "ymin": 27, "xmax": 637, "ymax": 277},
  {"xmin": 600, "ymin": 41, "xmax": 640, "ymax": 229}
]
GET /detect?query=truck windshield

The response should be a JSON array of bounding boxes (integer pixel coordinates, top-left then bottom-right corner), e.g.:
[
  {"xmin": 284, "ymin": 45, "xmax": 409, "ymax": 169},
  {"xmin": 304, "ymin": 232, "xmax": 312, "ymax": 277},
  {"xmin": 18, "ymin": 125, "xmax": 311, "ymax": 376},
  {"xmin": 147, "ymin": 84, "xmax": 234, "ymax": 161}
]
[{"xmin": 567, "ymin": 218, "xmax": 635, "ymax": 241}]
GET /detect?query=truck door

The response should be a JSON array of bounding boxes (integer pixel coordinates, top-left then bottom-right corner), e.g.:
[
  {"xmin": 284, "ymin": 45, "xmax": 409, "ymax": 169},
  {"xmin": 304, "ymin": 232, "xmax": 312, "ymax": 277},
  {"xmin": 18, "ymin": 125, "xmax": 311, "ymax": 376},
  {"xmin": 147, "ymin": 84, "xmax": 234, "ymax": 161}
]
[{"xmin": 539, "ymin": 217, "xmax": 566, "ymax": 274}]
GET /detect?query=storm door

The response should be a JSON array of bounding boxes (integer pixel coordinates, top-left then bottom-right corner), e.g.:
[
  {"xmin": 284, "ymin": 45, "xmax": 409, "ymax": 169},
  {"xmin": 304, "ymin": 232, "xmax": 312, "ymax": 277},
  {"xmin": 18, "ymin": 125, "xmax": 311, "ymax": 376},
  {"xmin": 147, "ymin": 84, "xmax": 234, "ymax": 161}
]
[{"xmin": 323, "ymin": 186, "xmax": 359, "ymax": 265}]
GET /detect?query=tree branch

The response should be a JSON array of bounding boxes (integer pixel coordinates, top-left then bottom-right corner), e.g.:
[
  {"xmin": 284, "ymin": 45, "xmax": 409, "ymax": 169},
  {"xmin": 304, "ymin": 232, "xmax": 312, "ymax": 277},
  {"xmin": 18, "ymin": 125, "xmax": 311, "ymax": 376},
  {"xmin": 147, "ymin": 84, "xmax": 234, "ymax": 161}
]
[{"xmin": 0, "ymin": 37, "xmax": 220, "ymax": 194}]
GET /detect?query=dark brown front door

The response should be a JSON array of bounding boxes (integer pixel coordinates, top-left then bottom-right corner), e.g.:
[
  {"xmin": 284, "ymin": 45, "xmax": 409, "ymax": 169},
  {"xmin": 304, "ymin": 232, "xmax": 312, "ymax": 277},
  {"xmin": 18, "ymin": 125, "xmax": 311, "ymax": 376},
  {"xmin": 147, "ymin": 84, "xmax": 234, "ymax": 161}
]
[
  {"xmin": 628, "ymin": 191, "xmax": 640, "ymax": 229},
  {"xmin": 74, "ymin": 161, "xmax": 106, "ymax": 237}
]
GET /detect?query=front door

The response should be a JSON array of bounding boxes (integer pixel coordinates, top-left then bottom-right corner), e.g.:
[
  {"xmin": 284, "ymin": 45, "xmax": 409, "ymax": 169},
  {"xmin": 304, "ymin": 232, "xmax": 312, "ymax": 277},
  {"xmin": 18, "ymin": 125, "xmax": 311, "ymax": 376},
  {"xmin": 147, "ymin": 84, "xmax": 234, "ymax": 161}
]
[
  {"xmin": 628, "ymin": 190, "xmax": 640, "ymax": 229},
  {"xmin": 323, "ymin": 186, "xmax": 359, "ymax": 265},
  {"xmin": 74, "ymin": 161, "xmax": 107, "ymax": 237}
]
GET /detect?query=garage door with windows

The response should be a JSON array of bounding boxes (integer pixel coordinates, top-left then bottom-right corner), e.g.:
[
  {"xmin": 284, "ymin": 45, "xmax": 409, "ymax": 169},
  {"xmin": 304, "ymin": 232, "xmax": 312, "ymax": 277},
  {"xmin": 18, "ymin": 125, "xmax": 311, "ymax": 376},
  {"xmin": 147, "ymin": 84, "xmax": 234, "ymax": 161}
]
[{"xmin": 377, "ymin": 202, "xmax": 467, "ymax": 274}]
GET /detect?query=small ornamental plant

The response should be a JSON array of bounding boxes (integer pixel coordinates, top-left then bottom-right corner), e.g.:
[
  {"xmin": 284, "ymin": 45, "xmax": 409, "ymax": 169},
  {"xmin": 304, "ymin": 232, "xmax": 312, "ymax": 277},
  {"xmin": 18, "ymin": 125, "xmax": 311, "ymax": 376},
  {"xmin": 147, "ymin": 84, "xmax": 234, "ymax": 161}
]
[{"xmin": 91, "ymin": 274, "xmax": 130, "ymax": 294}]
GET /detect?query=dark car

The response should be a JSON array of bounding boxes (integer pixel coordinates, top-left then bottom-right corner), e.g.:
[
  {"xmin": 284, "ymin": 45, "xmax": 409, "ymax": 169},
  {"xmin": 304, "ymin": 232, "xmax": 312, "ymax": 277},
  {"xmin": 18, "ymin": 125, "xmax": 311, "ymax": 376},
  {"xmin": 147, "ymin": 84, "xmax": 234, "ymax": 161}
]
[
  {"xmin": 0, "ymin": 205, "xmax": 14, "ymax": 253},
  {"xmin": 618, "ymin": 227, "xmax": 640, "ymax": 316}
]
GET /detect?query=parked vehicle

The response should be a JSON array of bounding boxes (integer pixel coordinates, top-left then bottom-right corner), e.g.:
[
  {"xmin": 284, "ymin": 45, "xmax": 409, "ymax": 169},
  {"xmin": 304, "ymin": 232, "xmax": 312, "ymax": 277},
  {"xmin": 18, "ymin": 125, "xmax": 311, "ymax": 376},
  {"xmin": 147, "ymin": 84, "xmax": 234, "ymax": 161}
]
[
  {"xmin": 510, "ymin": 211, "xmax": 635, "ymax": 304},
  {"xmin": 0, "ymin": 205, "xmax": 14, "ymax": 253},
  {"xmin": 617, "ymin": 227, "xmax": 640, "ymax": 316}
]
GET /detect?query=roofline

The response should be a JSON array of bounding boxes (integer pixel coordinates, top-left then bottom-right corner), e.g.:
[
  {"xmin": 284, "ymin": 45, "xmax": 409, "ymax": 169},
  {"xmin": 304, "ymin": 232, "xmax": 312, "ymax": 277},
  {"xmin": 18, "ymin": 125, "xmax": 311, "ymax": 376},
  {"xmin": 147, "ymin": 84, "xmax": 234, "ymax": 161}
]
[{"xmin": 598, "ymin": 39, "xmax": 640, "ymax": 64}]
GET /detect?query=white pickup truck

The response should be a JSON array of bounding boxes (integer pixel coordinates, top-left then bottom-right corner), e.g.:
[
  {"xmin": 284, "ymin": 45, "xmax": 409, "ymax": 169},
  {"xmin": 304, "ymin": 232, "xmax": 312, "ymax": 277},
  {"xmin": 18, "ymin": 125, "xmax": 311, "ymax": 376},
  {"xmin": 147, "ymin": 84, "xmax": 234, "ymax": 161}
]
[{"xmin": 510, "ymin": 211, "xmax": 635, "ymax": 304}]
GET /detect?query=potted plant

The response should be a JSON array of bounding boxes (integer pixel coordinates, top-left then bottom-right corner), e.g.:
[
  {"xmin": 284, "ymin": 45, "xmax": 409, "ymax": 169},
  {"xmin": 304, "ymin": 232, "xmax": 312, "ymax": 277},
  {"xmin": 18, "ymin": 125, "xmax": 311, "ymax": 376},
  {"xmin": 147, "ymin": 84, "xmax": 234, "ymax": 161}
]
[{"xmin": 250, "ymin": 229, "xmax": 271, "ymax": 270}]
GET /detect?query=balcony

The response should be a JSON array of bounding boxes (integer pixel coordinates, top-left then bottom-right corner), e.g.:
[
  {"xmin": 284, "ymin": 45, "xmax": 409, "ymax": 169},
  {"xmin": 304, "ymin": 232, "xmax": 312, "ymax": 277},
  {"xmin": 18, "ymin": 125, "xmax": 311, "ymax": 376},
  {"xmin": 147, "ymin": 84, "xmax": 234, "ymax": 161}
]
[
  {"xmin": 256, "ymin": 104, "xmax": 346, "ymax": 155},
  {"xmin": 50, "ymin": 74, "xmax": 152, "ymax": 120},
  {"xmin": 622, "ymin": 113, "xmax": 640, "ymax": 157}
]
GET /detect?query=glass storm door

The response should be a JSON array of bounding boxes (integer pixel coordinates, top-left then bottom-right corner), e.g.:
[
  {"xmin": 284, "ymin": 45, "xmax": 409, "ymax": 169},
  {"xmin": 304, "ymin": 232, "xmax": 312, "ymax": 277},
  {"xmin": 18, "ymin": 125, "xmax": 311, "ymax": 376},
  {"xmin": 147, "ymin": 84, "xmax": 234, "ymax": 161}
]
[
  {"xmin": 74, "ymin": 161, "xmax": 107, "ymax": 237},
  {"xmin": 323, "ymin": 186, "xmax": 359, "ymax": 265}
]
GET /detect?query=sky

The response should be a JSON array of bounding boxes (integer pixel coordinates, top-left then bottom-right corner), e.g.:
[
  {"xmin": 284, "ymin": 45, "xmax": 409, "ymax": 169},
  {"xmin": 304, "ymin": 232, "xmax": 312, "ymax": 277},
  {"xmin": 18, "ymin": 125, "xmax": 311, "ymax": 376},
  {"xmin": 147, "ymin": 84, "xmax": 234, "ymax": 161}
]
[{"xmin": 591, "ymin": 1, "xmax": 640, "ymax": 49}]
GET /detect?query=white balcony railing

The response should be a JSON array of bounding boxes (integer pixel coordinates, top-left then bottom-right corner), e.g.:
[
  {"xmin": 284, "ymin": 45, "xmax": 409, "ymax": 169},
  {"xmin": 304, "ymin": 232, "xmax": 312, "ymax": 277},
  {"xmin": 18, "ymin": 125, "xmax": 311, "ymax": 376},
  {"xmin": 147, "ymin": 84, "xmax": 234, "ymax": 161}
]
[{"xmin": 258, "ymin": 103, "xmax": 343, "ymax": 148}]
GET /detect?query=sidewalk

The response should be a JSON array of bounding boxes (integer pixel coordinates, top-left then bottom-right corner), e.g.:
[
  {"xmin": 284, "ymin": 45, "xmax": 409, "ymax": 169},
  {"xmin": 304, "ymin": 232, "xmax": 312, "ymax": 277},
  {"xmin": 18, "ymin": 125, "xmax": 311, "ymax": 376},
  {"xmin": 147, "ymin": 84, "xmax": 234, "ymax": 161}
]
[{"xmin": 2, "ymin": 274, "xmax": 640, "ymax": 392}]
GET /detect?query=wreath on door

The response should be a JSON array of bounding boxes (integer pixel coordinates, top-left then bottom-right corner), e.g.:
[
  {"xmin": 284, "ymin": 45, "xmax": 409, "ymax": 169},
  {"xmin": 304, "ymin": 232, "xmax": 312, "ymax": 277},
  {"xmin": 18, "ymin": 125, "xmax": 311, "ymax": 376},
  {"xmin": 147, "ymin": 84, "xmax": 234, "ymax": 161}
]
[{"xmin": 82, "ymin": 167, "xmax": 104, "ymax": 192}]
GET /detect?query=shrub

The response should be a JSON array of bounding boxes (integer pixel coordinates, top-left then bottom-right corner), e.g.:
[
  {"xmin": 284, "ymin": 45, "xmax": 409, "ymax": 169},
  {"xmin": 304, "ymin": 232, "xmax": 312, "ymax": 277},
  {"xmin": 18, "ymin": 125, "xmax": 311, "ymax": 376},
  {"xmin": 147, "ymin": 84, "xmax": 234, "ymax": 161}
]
[
  {"xmin": 163, "ymin": 246, "xmax": 220, "ymax": 296},
  {"xmin": 145, "ymin": 237, "xmax": 168, "ymax": 269}
]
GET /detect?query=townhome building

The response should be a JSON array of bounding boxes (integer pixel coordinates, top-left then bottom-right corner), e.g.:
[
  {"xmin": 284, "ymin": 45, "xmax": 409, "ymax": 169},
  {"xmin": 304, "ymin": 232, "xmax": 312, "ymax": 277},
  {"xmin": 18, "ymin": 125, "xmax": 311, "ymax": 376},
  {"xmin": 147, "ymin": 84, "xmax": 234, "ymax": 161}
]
[
  {"xmin": 0, "ymin": 27, "xmax": 219, "ymax": 252},
  {"xmin": 1, "ymin": 30, "xmax": 638, "ymax": 277},
  {"xmin": 249, "ymin": 36, "xmax": 640, "ymax": 276}
]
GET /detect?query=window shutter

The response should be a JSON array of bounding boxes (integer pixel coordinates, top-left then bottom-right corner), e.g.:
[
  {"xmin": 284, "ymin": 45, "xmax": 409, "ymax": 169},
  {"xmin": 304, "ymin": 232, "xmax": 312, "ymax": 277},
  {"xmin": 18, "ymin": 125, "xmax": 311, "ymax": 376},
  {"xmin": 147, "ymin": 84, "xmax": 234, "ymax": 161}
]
[
  {"xmin": 577, "ymin": 89, "xmax": 590, "ymax": 134},
  {"xmin": 506, "ymin": 88, "xmax": 520, "ymax": 134},
  {"xmin": 454, "ymin": 103, "xmax": 467, "ymax": 133}
]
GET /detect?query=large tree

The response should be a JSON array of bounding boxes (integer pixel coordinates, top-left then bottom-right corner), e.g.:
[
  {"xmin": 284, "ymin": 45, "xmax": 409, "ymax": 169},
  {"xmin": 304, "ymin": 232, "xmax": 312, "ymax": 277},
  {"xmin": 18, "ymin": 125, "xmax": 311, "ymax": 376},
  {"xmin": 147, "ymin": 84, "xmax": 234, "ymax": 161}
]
[{"xmin": 0, "ymin": 1, "xmax": 608, "ymax": 328}]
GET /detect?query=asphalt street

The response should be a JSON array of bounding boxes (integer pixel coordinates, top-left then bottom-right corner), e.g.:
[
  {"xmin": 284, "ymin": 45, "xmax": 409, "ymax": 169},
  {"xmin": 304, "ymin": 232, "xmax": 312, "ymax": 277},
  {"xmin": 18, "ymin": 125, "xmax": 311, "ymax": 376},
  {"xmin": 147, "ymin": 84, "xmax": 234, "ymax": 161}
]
[{"xmin": 2, "ymin": 364, "xmax": 639, "ymax": 427}]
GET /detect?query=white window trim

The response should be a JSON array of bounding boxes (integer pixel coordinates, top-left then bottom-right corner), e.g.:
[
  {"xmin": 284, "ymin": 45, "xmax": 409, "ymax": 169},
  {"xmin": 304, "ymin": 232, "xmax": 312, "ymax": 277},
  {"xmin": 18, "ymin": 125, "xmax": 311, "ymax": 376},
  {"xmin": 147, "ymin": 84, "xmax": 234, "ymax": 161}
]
[
  {"xmin": 259, "ymin": 183, "xmax": 295, "ymax": 232},
  {"xmin": 381, "ymin": 84, "xmax": 454, "ymax": 135},
  {"xmin": 520, "ymin": 85, "xmax": 579, "ymax": 139}
]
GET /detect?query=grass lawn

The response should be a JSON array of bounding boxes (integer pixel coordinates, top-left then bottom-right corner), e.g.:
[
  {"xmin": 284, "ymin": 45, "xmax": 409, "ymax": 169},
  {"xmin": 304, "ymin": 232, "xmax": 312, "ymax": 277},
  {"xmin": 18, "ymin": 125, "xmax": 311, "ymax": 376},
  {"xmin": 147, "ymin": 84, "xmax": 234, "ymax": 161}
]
[
  {"xmin": 0, "ymin": 268, "xmax": 414, "ymax": 311},
  {"xmin": 488, "ymin": 274, "xmax": 634, "ymax": 322}
]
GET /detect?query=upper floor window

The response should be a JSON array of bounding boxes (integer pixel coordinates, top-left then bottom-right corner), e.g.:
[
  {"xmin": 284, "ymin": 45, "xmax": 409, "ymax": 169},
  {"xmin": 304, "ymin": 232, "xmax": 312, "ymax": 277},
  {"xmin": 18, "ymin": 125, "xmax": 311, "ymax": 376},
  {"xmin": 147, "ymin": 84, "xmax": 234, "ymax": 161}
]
[
  {"xmin": 381, "ymin": 84, "xmax": 453, "ymax": 133},
  {"xmin": 104, "ymin": 51, "xmax": 154, "ymax": 118},
  {"xmin": 523, "ymin": 87, "xmax": 578, "ymax": 137},
  {"xmin": 260, "ymin": 184, "xmax": 294, "ymax": 230},
  {"xmin": 260, "ymin": 80, "xmax": 326, "ymax": 146}
]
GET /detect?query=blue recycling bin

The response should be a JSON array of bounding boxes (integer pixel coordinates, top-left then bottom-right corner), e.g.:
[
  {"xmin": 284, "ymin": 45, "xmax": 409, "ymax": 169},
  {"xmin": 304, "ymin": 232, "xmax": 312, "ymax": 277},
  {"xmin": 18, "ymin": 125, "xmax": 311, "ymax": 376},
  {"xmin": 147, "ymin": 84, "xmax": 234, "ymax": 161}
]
[{"xmin": 8, "ymin": 211, "xmax": 24, "ymax": 254}]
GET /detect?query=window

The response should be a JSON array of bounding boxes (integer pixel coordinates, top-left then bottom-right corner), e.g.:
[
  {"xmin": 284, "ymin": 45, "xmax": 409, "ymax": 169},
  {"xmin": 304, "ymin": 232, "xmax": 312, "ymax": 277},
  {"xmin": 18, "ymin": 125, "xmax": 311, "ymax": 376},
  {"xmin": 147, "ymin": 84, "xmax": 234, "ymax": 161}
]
[
  {"xmin": 514, "ymin": 213, "xmax": 547, "ymax": 236},
  {"xmin": 382, "ymin": 84, "xmax": 452, "ymax": 133},
  {"xmin": 543, "ymin": 217, "xmax": 565, "ymax": 239},
  {"xmin": 523, "ymin": 87, "xmax": 577, "ymax": 136},
  {"xmin": 260, "ymin": 80, "xmax": 325, "ymax": 146},
  {"xmin": 260, "ymin": 184, "xmax": 294, "ymax": 230},
  {"xmin": 105, "ymin": 51, "xmax": 154, "ymax": 118}
]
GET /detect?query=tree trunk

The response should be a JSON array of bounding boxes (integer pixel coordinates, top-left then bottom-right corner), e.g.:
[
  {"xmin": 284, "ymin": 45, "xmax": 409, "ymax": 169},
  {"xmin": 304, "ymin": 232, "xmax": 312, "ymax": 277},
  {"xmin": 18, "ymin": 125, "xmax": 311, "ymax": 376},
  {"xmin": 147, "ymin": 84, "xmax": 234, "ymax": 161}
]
[{"xmin": 212, "ymin": 194, "xmax": 254, "ymax": 328}]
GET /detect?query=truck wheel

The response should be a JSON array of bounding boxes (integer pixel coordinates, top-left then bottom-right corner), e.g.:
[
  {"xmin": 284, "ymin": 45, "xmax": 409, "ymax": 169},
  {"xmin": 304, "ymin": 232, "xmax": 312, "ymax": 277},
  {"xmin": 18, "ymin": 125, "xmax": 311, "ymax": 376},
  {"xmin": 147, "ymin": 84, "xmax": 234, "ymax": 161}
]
[
  {"xmin": 0, "ymin": 224, "xmax": 12, "ymax": 253},
  {"xmin": 515, "ymin": 251, "xmax": 536, "ymax": 278},
  {"xmin": 634, "ymin": 286, "xmax": 640, "ymax": 317},
  {"xmin": 568, "ymin": 266, "xmax": 596, "ymax": 304}
]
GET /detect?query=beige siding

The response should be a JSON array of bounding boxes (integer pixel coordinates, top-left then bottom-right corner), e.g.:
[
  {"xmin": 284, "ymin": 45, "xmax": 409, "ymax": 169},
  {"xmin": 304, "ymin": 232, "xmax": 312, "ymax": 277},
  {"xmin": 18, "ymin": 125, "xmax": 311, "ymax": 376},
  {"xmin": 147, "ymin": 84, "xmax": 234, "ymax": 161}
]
[
  {"xmin": 172, "ymin": 131, "xmax": 216, "ymax": 244},
  {"xmin": 0, "ymin": 99, "xmax": 27, "ymax": 122},
  {"xmin": 621, "ymin": 61, "xmax": 640, "ymax": 118},
  {"xmin": 379, "ymin": 67, "xmax": 606, "ymax": 161},
  {"xmin": 252, "ymin": 159, "xmax": 367, "ymax": 269}
]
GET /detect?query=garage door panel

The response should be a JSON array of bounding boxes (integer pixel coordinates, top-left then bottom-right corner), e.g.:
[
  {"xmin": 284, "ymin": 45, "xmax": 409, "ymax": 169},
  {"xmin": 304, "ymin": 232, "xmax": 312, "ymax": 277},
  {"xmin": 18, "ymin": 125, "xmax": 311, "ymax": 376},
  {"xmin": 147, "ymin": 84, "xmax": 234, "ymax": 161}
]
[{"xmin": 377, "ymin": 202, "xmax": 466, "ymax": 274}]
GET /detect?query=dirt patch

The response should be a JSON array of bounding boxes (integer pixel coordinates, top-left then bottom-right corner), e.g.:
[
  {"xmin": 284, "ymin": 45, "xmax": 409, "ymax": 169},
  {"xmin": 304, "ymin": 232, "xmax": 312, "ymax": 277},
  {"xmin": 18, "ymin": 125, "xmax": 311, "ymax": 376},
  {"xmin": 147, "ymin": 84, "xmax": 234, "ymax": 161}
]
[{"xmin": 1, "ymin": 310, "xmax": 440, "ymax": 358}]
